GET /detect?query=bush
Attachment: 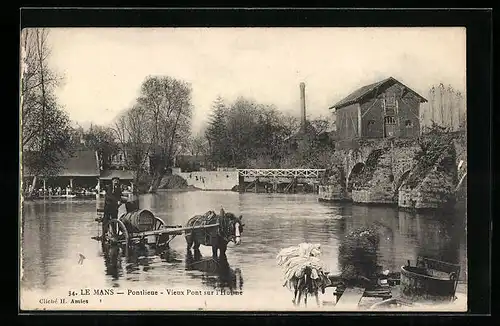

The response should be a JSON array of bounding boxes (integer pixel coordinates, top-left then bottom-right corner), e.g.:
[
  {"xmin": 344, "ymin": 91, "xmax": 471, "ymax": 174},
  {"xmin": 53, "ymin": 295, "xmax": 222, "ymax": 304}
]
[
  {"xmin": 338, "ymin": 226, "xmax": 380, "ymax": 283},
  {"xmin": 159, "ymin": 175, "xmax": 188, "ymax": 189}
]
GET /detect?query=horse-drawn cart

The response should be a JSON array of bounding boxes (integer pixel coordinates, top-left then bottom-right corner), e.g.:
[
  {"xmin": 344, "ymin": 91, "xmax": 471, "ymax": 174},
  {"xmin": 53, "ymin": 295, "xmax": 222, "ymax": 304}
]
[{"xmin": 92, "ymin": 208, "xmax": 220, "ymax": 256}]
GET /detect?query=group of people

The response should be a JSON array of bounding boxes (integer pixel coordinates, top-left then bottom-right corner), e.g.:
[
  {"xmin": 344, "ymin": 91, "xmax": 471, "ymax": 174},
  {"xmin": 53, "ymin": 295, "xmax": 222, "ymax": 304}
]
[{"xmin": 24, "ymin": 185, "xmax": 96, "ymax": 197}]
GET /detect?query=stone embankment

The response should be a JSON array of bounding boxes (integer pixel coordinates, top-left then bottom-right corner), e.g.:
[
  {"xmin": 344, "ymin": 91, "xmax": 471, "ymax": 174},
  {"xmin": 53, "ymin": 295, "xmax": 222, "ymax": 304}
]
[{"xmin": 171, "ymin": 169, "xmax": 239, "ymax": 191}]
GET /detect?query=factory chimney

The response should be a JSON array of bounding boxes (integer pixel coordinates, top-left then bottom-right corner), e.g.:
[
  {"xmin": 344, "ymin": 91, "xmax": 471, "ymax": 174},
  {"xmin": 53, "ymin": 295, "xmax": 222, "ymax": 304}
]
[{"xmin": 300, "ymin": 82, "xmax": 306, "ymax": 132}]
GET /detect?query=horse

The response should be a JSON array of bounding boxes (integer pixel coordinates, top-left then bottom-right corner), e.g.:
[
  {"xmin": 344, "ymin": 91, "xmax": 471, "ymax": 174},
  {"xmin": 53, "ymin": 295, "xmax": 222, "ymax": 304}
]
[
  {"xmin": 291, "ymin": 265, "xmax": 326, "ymax": 307},
  {"xmin": 185, "ymin": 208, "xmax": 244, "ymax": 258}
]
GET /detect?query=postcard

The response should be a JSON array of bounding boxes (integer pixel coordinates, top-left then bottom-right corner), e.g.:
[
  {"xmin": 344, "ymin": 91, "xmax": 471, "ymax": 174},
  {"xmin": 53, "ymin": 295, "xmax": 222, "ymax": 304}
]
[{"xmin": 20, "ymin": 26, "xmax": 467, "ymax": 312}]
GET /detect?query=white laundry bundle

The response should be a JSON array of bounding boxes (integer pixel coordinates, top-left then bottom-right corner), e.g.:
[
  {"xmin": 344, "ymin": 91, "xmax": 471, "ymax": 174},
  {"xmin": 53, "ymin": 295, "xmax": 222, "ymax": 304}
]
[
  {"xmin": 276, "ymin": 243, "xmax": 331, "ymax": 293},
  {"xmin": 276, "ymin": 243, "xmax": 321, "ymax": 265}
]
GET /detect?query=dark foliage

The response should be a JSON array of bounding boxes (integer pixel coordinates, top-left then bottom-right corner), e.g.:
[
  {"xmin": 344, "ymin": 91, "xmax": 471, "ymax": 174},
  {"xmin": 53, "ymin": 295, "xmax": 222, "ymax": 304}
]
[{"xmin": 338, "ymin": 226, "xmax": 381, "ymax": 284}]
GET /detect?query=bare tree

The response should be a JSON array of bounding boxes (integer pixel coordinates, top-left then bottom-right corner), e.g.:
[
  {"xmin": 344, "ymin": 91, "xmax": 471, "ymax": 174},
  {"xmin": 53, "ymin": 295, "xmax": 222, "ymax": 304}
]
[
  {"xmin": 112, "ymin": 104, "xmax": 153, "ymax": 183},
  {"xmin": 423, "ymin": 83, "xmax": 465, "ymax": 132},
  {"xmin": 20, "ymin": 28, "xmax": 72, "ymax": 198},
  {"xmin": 136, "ymin": 75, "xmax": 193, "ymax": 192},
  {"xmin": 84, "ymin": 125, "xmax": 119, "ymax": 170},
  {"xmin": 447, "ymin": 85, "xmax": 455, "ymax": 131},
  {"xmin": 438, "ymin": 83, "xmax": 445, "ymax": 126}
]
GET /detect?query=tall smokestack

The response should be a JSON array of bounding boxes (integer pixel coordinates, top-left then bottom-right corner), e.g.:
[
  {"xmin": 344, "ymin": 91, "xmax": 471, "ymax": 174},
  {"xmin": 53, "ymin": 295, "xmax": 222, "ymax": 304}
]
[{"xmin": 300, "ymin": 82, "xmax": 306, "ymax": 131}]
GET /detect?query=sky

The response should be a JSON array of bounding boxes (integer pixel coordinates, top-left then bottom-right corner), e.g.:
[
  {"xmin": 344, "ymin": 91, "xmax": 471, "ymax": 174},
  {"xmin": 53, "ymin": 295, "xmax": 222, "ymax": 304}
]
[{"xmin": 41, "ymin": 27, "xmax": 466, "ymax": 134}]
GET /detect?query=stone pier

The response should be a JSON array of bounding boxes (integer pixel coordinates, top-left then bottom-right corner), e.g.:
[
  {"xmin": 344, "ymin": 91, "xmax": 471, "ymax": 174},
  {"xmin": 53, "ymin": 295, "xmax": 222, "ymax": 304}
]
[{"xmin": 319, "ymin": 132, "xmax": 465, "ymax": 210}]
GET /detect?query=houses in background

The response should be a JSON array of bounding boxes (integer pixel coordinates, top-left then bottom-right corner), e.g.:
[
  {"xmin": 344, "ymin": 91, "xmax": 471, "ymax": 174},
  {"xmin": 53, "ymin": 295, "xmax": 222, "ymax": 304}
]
[
  {"xmin": 110, "ymin": 144, "xmax": 208, "ymax": 173},
  {"xmin": 22, "ymin": 149, "xmax": 135, "ymax": 196},
  {"xmin": 110, "ymin": 143, "xmax": 152, "ymax": 173}
]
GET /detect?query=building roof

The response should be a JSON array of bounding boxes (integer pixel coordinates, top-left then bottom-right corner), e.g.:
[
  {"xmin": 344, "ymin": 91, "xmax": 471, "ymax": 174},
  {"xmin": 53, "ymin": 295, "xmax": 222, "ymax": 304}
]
[
  {"xmin": 59, "ymin": 150, "xmax": 100, "ymax": 177},
  {"xmin": 99, "ymin": 169, "xmax": 135, "ymax": 181},
  {"xmin": 329, "ymin": 77, "xmax": 428, "ymax": 110},
  {"xmin": 22, "ymin": 150, "xmax": 100, "ymax": 177}
]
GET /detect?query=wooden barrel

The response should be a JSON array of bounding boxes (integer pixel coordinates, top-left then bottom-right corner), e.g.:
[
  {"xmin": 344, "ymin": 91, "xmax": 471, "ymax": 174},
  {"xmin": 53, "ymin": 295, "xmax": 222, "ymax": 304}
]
[
  {"xmin": 400, "ymin": 265, "xmax": 457, "ymax": 302},
  {"xmin": 120, "ymin": 209, "xmax": 156, "ymax": 233}
]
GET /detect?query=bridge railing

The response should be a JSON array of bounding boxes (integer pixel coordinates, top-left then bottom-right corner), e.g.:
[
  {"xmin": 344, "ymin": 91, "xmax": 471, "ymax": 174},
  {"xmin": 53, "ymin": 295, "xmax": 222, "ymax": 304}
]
[{"xmin": 237, "ymin": 169, "xmax": 327, "ymax": 178}]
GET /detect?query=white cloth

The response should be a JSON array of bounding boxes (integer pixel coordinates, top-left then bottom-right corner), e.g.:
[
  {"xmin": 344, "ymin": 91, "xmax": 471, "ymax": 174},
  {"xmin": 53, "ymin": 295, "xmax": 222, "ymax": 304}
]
[{"xmin": 276, "ymin": 243, "xmax": 330, "ymax": 288}]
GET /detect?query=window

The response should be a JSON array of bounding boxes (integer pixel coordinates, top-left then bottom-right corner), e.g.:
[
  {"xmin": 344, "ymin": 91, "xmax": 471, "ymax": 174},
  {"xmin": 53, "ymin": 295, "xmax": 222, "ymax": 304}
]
[
  {"xmin": 405, "ymin": 120, "xmax": 413, "ymax": 128},
  {"xmin": 367, "ymin": 120, "xmax": 375, "ymax": 132},
  {"xmin": 382, "ymin": 94, "xmax": 397, "ymax": 115},
  {"xmin": 384, "ymin": 116, "xmax": 396, "ymax": 125},
  {"xmin": 386, "ymin": 95, "xmax": 396, "ymax": 106}
]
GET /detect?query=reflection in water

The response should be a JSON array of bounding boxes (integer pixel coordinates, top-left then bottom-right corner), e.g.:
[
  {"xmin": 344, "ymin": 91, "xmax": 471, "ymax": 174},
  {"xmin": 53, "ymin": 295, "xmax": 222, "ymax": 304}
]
[
  {"xmin": 341, "ymin": 205, "xmax": 466, "ymax": 281},
  {"xmin": 185, "ymin": 249, "xmax": 243, "ymax": 293},
  {"xmin": 103, "ymin": 246, "xmax": 124, "ymax": 281},
  {"xmin": 21, "ymin": 192, "xmax": 467, "ymax": 294},
  {"xmin": 415, "ymin": 212, "xmax": 463, "ymax": 266},
  {"xmin": 103, "ymin": 245, "xmax": 185, "ymax": 282}
]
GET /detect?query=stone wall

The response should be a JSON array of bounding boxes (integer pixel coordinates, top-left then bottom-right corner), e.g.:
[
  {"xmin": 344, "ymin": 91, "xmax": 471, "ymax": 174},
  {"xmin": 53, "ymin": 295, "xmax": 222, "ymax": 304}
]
[
  {"xmin": 398, "ymin": 166, "xmax": 456, "ymax": 209},
  {"xmin": 390, "ymin": 140, "xmax": 420, "ymax": 188},
  {"xmin": 172, "ymin": 170, "xmax": 239, "ymax": 191},
  {"xmin": 318, "ymin": 184, "xmax": 346, "ymax": 201},
  {"xmin": 398, "ymin": 142, "xmax": 457, "ymax": 209},
  {"xmin": 352, "ymin": 148, "xmax": 395, "ymax": 204},
  {"xmin": 323, "ymin": 134, "xmax": 461, "ymax": 209}
]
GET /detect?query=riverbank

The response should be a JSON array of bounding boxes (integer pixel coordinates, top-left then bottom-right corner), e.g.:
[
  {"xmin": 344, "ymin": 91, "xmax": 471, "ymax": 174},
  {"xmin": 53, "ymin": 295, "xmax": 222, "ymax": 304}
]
[
  {"xmin": 172, "ymin": 170, "xmax": 239, "ymax": 191},
  {"xmin": 356, "ymin": 282, "xmax": 467, "ymax": 311},
  {"xmin": 157, "ymin": 185, "xmax": 201, "ymax": 192}
]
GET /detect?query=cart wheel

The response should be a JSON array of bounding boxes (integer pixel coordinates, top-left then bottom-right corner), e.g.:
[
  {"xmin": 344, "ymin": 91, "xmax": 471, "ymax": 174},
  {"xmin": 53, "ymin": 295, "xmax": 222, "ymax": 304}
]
[
  {"xmin": 154, "ymin": 217, "xmax": 166, "ymax": 230},
  {"xmin": 103, "ymin": 219, "xmax": 130, "ymax": 257},
  {"xmin": 153, "ymin": 217, "xmax": 170, "ymax": 251}
]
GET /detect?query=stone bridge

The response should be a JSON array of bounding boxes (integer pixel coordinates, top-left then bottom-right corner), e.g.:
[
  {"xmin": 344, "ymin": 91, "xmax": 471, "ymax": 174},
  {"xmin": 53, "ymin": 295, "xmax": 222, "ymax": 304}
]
[{"xmin": 319, "ymin": 131, "xmax": 467, "ymax": 209}]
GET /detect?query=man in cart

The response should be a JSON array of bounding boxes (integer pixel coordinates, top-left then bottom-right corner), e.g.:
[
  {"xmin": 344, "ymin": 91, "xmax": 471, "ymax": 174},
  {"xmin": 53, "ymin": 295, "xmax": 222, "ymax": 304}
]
[{"xmin": 103, "ymin": 176, "xmax": 129, "ymax": 226}]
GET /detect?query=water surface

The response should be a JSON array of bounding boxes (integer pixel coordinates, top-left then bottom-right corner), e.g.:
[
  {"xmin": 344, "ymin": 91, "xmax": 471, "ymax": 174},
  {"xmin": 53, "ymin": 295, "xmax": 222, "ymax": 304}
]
[{"xmin": 20, "ymin": 191, "xmax": 467, "ymax": 310}]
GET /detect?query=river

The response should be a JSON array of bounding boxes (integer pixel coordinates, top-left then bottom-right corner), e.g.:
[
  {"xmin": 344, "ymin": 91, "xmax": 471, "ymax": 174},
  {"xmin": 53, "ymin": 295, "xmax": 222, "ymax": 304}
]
[{"xmin": 20, "ymin": 191, "xmax": 467, "ymax": 311}]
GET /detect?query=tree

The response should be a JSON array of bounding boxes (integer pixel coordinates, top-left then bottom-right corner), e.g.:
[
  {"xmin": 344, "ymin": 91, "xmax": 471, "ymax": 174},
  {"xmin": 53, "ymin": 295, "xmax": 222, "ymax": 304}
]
[
  {"xmin": 21, "ymin": 28, "xmax": 73, "ymax": 197},
  {"xmin": 205, "ymin": 96, "xmax": 232, "ymax": 167},
  {"xmin": 188, "ymin": 134, "xmax": 210, "ymax": 157},
  {"xmin": 423, "ymin": 83, "xmax": 466, "ymax": 132},
  {"xmin": 136, "ymin": 75, "xmax": 193, "ymax": 192},
  {"xmin": 225, "ymin": 97, "xmax": 261, "ymax": 166},
  {"xmin": 84, "ymin": 125, "xmax": 119, "ymax": 170},
  {"xmin": 310, "ymin": 115, "xmax": 333, "ymax": 135},
  {"xmin": 113, "ymin": 104, "xmax": 153, "ymax": 183}
]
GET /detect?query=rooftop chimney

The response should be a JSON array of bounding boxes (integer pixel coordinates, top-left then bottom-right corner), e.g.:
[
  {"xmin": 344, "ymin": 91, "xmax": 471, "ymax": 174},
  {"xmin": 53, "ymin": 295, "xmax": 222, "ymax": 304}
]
[{"xmin": 300, "ymin": 82, "xmax": 306, "ymax": 131}]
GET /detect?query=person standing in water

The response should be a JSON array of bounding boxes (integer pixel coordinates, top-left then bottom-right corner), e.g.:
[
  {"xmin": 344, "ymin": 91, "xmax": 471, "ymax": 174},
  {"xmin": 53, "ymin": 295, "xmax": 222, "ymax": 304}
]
[{"xmin": 103, "ymin": 177, "xmax": 128, "ymax": 225}]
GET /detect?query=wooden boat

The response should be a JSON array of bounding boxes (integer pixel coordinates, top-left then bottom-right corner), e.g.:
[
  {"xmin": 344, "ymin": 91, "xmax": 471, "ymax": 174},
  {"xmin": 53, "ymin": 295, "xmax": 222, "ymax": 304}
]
[{"xmin": 326, "ymin": 256, "xmax": 460, "ymax": 309}]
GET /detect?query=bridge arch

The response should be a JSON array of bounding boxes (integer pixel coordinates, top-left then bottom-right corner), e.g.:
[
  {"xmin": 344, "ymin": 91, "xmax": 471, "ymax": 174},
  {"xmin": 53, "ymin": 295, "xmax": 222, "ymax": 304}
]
[{"xmin": 347, "ymin": 162, "xmax": 366, "ymax": 194}]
